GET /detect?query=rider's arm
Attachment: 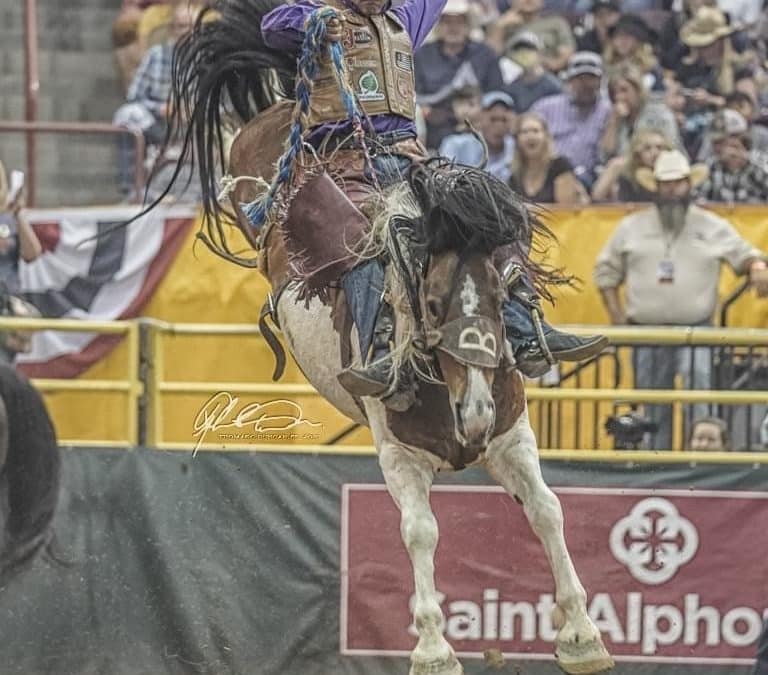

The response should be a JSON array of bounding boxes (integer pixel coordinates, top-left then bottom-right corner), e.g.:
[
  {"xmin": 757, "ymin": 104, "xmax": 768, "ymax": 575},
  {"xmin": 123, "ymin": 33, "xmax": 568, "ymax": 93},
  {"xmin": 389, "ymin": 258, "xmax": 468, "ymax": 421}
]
[
  {"xmin": 261, "ymin": 0, "xmax": 323, "ymax": 52},
  {"xmin": 392, "ymin": 0, "xmax": 448, "ymax": 50}
]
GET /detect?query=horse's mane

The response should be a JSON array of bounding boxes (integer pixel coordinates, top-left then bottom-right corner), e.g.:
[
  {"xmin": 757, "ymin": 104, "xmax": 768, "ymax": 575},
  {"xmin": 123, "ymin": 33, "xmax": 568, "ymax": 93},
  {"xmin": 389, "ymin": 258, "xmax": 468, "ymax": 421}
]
[
  {"xmin": 0, "ymin": 366, "xmax": 60, "ymax": 586},
  {"xmin": 405, "ymin": 159, "xmax": 572, "ymax": 301}
]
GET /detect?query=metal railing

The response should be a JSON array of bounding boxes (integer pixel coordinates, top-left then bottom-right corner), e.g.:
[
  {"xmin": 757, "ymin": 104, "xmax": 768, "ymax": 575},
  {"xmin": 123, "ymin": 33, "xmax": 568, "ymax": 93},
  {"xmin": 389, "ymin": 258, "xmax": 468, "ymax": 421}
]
[
  {"xmin": 0, "ymin": 121, "xmax": 146, "ymax": 205},
  {"xmin": 2, "ymin": 317, "xmax": 767, "ymax": 462},
  {"xmin": 0, "ymin": 316, "xmax": 142, "ymax": 447}
]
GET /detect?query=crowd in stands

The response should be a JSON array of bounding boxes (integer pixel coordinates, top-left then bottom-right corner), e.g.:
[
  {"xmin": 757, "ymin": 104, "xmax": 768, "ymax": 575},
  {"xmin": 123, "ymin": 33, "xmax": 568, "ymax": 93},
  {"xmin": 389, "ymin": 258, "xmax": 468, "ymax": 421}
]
[
  {"xmin": 111, "ymin": 0, "xmax": 768, "ymax": 206},
  {"xmin": 25, "ymin": 0, "xmax": 755, "ymax": 453},
  {"xmin": 412, "ymin": 0, "xmax": 768, "ymax": 204}
]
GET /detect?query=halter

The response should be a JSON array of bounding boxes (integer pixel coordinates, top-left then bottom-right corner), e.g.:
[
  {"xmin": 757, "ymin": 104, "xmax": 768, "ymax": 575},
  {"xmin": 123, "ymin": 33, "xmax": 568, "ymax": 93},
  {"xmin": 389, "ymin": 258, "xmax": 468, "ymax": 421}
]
[{"xmin": 388, "ymin": 223, "xmax": 504, "ymax": 377}]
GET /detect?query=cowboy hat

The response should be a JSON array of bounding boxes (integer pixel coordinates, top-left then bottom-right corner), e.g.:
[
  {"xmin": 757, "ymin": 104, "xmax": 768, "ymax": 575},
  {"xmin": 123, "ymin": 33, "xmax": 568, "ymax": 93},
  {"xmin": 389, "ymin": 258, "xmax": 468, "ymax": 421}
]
[
  {"xmin": 635, "ymin": 150, "xmax": 709, "ymax": 192},
  {"xmin": 680, "ymin": 7, "xmax": 734, "ymax": 48},
  {"xmin": 608, "ymin": 13, "xmax": 657, "ymax": 45}
]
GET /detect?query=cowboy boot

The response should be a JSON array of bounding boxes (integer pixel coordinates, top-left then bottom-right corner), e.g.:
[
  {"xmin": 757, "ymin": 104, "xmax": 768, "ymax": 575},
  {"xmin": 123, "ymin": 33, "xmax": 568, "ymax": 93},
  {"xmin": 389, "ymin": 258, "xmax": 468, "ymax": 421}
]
[
  {"xmin": 501, "ymin": 264, "xmax": 608, "ymax": 378},
  {"xmin": 338, "ymin": 303, "xmax": 395, "ymax": 397},
  {"xmin": 338, "ymin": 304, "xmax": 416, "ymax": 412}
]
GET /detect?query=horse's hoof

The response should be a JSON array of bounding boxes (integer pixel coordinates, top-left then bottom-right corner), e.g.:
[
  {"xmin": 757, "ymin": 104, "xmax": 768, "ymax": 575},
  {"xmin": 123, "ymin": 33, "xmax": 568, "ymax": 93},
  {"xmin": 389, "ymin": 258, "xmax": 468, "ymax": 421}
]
[
  {"xmin": 555, "ymin": 636, "xmax": 615, "ymax": 674},
  {"xmin": 409, "ymin": 654, "xmax": 463, "ymax": 675}
]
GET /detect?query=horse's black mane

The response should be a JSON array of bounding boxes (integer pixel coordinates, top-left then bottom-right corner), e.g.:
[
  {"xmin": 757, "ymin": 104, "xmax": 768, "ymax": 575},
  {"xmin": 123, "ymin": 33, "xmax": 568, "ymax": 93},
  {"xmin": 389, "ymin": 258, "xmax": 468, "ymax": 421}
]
[{"xmin": 406, "ymin": 159, "xmax": 571, "ymax": 299}]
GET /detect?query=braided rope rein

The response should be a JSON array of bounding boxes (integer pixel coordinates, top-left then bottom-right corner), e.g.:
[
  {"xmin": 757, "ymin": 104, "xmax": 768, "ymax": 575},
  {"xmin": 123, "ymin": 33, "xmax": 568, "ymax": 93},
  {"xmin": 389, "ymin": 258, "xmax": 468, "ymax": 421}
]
[{"xmin": 240, "ymin": 6, "xmax": 367, "ymax": 231}]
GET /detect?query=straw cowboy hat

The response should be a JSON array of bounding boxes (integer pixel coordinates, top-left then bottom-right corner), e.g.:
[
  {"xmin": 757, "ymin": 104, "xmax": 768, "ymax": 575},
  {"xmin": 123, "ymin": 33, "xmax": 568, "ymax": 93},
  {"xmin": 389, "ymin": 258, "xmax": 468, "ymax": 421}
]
[
  {"xmin": 635, "ymin": 150, "xmax": 709, "ymax": 192},
  {"xmin": 680, "ymin": 7, "xmax": 735, "ymax": 48}
]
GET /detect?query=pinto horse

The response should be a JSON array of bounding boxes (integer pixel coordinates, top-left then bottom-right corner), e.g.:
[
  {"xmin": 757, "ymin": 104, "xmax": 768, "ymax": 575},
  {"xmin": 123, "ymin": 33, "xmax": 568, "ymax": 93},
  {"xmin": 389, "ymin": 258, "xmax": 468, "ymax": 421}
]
[
  {"xmin": 160, "ymin": 1, "xmax": 615, "ymax": 672},
  {"xmin": 0, "ymin": 364, "xmax": 60, "ymax": 587}
]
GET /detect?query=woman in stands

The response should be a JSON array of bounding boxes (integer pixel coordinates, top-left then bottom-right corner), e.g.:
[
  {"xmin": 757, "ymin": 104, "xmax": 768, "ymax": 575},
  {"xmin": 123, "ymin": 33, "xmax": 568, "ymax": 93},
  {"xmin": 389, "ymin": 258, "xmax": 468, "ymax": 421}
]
[
  {"xmin": 599, "ymin": 65, "xmax": 680, "ymax": 163},
  {"xmin": 508, "ymin": 112, "xmax": 589, "ymax": 204},
  {"xmin": 592, "ymin": 129, "xmax": 673, "ymax": 202},
  {"xmin": 0, "ymin": 161, "xmax": 42, "ymax": 294}
]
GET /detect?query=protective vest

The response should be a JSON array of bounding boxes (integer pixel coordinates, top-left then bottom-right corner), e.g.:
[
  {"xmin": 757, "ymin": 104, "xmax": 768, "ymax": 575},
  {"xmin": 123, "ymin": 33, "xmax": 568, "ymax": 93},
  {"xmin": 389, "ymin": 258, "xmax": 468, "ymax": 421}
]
[{"xmin": 306, "ymin": 0, "xmax": 416, "ymax": 127}]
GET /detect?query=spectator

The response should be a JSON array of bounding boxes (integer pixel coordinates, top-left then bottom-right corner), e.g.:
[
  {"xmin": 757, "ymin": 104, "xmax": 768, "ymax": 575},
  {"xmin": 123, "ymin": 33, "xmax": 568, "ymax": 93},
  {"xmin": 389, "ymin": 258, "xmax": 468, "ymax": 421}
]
[
  {"xmin": 531, "ymin": 51, "xmax": 611, "ymax": 188},
  {"xmin": 438, "ymin": 84, "xmax": 484, "ymax": 152},
  {"xmin": 695, "ymin": 109, "xmax": 768, "ymax": 202},
  {"xmin": 717, "ymin": 0, "xmax": 763, "ymax": 29},
  {"xmin": 600, "ymin": 65, "xmax": 681, "ymax": 162},
  {"xmin": 575, "ymin": 0, "xmax": 620, "ymax": 55},
  {"xmin": 594, "ymin": 149, "xmax": 768, "ymax": 449},
  {"xmin": 508, "ymin": 112, "xmax": 590, "ymax": 203},
  {"xmin": 592, "ymin": 128, "xmax": 673, "ymax": 202},
  {"xmin": 696, "ymin": 90, "xmax": 768, "ymax": 157},
  {"xmin": 0, "ymin": 162, "xmax": 43, "ymax": 366},
  {"xmin": 441, "ymin": 91, "xmax": 517, "ymax": 181},
  {"xmin": 415, "ymin": 0, "xmax": 503, "ymax": 150},
  {"xmin": 602, "ymin": 14, "xmax": 663, "ymax": 92},
  {"xmin": 725, "ymin": 90, "xmax": 768, "ymax": 153},
  {"xmin": 675, "ymin": 7, "xmax": 748, "ymax": 107},
  {"xmin": 664, "ymin": 75, "xmax": 715, "ymax": 160},
  {"xmin": 658, "ymin": 0, "xmax": 716, "ymax": 71},
  {"xmin": 112, "ymin": 2, "xmax": 201, "ymax": 199},
  {"xmin": 0, "ymin": 162, "xmax": 42, "ymax": 295},
  {"xmin": 687, "ymin": 416, "xmax": 730, "ymax": 450},
  {"xmin": 499, "ymin": 31, "xmax": 563, "ymax": 112},
  {"xmin": 111, "ymin": 3, "xmax": 145, "ymax": 94},
  {"xmin": 487, "ymin": 0, "xmax": 576, "ymax": 73}
]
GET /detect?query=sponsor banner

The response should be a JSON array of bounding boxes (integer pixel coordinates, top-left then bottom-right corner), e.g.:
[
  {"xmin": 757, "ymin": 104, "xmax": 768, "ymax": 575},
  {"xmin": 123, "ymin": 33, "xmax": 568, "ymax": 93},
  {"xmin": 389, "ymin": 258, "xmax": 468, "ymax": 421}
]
[
  {"xmin": 16, "ymin": 205, "xmax": 193, "ymax": 377},
  {"xmin": 341, "ymin": 486, "xmax": 768, "ymax": 665}
]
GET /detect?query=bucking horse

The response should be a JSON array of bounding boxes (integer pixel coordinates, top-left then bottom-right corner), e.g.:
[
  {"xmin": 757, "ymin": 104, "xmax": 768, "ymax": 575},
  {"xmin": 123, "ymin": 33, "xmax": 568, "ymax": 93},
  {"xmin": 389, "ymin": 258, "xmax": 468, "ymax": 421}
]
[{"xmin": 155, "ymin": 0, "xmax": 614, "ymax": 672}]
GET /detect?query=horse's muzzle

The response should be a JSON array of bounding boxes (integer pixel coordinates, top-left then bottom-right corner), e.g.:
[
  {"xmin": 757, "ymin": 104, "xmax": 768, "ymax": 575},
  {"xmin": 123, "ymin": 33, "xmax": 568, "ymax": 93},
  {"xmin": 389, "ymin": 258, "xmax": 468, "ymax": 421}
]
[{"xmin": 454, "ymin": 384, "xmax": 496, "ymax": 449}]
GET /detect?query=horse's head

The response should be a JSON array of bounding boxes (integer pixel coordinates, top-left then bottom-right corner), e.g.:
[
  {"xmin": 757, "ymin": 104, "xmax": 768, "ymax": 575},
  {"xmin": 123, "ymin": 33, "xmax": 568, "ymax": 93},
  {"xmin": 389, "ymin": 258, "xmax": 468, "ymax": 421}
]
[
  {"xmin": 421, "ymin": 251, "xmax": 508, "ymax": 449},
  {"xmin": 388, "ymin": 157, "xmax": 565, "ymax": 450}
]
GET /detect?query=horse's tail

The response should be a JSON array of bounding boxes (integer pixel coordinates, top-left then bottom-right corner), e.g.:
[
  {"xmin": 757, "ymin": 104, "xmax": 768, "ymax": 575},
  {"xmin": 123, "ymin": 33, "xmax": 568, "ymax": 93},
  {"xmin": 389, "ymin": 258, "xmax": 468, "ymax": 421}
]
[
  {"xmin": 168, "ymin": 0, "xmax": 296, "ymax": 223},
  {"xmin": 0, "ymin": 367, "xmax": 60, "ymax": 587},
  {"xmin": 120, "ymin": 0, "xmax": 296, "ymax": 233}
]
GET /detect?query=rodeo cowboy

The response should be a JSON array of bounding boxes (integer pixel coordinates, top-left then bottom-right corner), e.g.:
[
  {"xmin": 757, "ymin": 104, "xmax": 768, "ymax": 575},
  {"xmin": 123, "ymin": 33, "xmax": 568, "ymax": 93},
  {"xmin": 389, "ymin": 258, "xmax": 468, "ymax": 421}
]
[{"xmin": 261, "ymin": 0, "xmax": 607, "ymax": 409}]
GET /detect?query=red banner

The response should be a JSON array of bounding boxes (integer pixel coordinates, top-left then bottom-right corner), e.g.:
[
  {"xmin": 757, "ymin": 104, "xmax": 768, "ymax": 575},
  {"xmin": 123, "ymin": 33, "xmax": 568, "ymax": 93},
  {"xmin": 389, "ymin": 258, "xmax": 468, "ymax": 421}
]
[{"xmin": 341, "ymin": 485, "xmax": 768, "ymax": 667}]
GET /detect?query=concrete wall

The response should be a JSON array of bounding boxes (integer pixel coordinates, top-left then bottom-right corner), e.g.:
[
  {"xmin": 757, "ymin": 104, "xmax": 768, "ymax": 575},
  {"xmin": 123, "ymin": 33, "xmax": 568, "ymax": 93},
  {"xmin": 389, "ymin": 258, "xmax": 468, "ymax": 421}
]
[{"xmin": 0, "ymin": 0, "xmax": 126, "ymax": 206}]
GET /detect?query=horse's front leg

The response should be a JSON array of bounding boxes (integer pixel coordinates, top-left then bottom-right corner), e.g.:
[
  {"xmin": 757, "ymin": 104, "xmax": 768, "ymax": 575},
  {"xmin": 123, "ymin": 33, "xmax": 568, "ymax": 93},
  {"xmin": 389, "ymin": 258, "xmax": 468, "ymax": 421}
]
[
  {"xmin": 485, "ymin": 410, "xmax": 614, "ymax": 675},
  {"xmin": 378, "ymin": 441, "xmax": 463, "ymax": 675}
]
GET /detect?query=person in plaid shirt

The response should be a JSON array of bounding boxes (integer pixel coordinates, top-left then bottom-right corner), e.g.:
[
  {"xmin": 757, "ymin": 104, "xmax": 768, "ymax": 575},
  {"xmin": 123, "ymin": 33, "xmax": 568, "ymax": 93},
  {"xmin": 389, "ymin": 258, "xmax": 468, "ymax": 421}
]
[
  {"xmin": 113, "ymin": 3, "xmax": 201, "ymax": 198},
  {"xmin": 695, "ymin": 109, "xmax": 768, "ymax": 204}
]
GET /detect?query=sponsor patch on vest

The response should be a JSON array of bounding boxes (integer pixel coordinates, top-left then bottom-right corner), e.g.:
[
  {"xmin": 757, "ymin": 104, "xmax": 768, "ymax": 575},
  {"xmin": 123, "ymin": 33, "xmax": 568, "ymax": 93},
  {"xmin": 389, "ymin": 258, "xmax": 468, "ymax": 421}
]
[
  {"xmin": 357, "ymin": 70, "xmax": 386, "ymax": 102},
  {"xmin": 353, "ymin": 29, "xmax": 373, "ymax": 44},
  {"xmin": 395, "ymin": 73, "xmax": 412, "ymax": 100},
  {"xmin": 394, "ymin": 51, "xmax": 413, "ymax": 73}
]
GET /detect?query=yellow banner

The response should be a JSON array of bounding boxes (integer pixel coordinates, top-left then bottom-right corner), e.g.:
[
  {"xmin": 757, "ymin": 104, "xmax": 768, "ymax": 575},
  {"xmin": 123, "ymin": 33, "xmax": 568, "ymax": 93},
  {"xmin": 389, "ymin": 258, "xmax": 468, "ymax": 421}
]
[{"xmin": 48, "ymin": 205, "xmax": 768, "ymax": 448}]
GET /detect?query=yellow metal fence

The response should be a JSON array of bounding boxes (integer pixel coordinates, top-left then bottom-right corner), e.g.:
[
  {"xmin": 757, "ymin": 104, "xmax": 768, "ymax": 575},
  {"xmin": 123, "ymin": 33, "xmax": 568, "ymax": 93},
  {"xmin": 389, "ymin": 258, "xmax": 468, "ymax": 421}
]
[{"xmin": 5, "ymin": 317, "xmax": 768, "ymax": 463}]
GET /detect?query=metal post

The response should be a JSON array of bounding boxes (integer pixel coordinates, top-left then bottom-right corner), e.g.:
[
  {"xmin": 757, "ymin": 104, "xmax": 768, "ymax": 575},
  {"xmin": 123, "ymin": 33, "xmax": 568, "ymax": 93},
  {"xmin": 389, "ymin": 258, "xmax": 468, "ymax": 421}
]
[{"xmin": 23, "ymin": 0, "xmax": 40, "ymax": 205}]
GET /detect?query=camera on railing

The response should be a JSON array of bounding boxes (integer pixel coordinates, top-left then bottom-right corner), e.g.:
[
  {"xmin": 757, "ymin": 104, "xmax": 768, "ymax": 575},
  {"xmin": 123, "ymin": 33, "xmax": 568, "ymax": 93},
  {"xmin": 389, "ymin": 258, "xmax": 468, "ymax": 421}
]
[{"xmin": 605, "ymin": 408, "xmax": 658, "ymax": 450}]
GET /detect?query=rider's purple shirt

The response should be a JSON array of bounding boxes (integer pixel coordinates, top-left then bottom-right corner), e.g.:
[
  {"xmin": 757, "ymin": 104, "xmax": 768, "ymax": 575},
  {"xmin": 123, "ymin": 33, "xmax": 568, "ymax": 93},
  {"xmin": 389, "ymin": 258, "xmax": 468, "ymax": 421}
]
[{"xmin": 261, "ymin": 0, "xmax": 447, "ymax": 142}]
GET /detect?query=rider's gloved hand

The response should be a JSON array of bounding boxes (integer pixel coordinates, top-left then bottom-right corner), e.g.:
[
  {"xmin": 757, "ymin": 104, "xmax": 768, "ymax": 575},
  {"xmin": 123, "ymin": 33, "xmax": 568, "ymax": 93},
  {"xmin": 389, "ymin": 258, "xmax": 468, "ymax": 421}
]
[{"xmin": 324, "ymin": 16, "xmax": 344, "ymax": 43}]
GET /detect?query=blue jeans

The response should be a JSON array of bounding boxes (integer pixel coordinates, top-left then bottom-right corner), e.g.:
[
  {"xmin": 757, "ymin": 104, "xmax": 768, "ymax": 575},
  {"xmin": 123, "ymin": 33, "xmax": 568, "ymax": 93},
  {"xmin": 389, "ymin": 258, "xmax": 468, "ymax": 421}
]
[{"xmin": 342, "ymin": 153, "xmax": 412, "ymax": 359}]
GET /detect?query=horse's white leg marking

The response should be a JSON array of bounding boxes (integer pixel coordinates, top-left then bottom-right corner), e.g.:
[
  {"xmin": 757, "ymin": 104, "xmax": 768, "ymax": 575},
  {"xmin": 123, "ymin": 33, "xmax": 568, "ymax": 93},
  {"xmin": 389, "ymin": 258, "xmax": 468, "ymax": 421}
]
[
  {"xmin": 485, "ymin": 408, "xmax": 613, "ymax": 674},
  {"xmin": 378, "ymin": 441, "xmax": 462, "ymax": 675}
]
